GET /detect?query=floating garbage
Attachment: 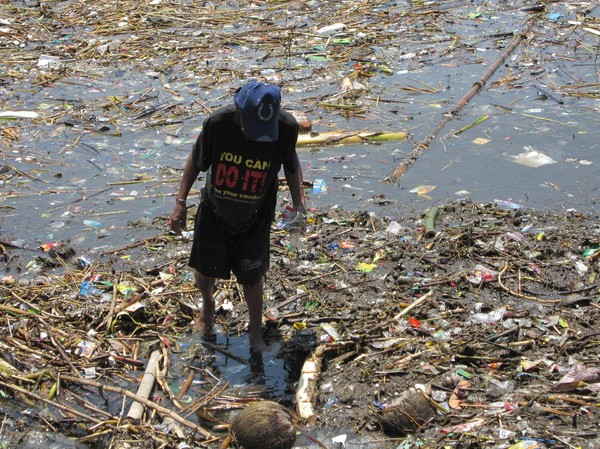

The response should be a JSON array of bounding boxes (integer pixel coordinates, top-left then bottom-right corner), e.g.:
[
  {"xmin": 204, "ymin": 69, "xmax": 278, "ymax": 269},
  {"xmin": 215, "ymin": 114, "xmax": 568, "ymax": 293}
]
[
  {"xmin": 510, "ymin": 147, "xmax": 557, "ymax": 168},
  {"xmin": 312, "ymin": 178, "xmax": 327, "ymax": 194},
  {"xmin": 316, "ymin": 23, "xmax": 346, "ymax": 35},
  {"xmin": 1, "ymin": 0, "xmax": 600, "ymax": 446}
]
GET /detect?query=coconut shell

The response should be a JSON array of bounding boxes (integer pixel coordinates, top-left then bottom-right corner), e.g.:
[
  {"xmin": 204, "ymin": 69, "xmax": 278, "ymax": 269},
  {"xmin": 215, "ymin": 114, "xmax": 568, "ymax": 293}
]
[
  {"xmin": 378, "ymin": 388, "xmax": 437, "ymax": 436},
  {"xmin": 230, "ymin": 401, "xmax": 296, "ymax": 449}
]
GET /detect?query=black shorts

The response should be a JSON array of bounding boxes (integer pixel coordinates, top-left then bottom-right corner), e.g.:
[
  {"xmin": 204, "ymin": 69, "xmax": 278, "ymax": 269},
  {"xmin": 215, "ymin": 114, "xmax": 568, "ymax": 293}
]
[{"xmin": 188, "ymin": 199, "xmax": 271, "ymax": 285}]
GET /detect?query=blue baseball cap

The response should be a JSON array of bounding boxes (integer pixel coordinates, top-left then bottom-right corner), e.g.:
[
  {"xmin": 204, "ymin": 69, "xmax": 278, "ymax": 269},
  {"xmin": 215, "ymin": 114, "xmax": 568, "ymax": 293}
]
[{"xmin": 234, "ymin": 80, "xmax": 281, "ymax": 142}]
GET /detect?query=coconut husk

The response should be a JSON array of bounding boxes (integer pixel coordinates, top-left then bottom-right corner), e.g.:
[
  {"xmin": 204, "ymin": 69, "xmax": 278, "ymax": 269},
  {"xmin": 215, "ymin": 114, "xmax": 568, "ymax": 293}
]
[
  {"xmin": 230, "ymin": 400, "xmax": 296, "ymax": 449},
  {"xmin": 378, "ymin": 388, "xmax": 438, "ymax": 437}
]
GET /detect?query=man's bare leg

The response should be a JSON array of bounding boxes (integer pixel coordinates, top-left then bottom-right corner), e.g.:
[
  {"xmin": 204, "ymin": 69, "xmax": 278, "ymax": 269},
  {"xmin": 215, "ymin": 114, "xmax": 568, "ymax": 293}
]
[
  {"xmin": 194, "ymin": 271, "xmax": 215, "ymax": 335},
  {"xmin": 242, "ymin": 281, "xmax": 267, "ymax": 352}
]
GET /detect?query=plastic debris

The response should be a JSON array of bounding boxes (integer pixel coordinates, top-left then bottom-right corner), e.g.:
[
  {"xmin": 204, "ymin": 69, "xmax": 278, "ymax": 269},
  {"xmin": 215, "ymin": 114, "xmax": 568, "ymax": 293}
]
[{"xmin": 510, "ymin": 148, "xmax": 557, "ymax": 168}]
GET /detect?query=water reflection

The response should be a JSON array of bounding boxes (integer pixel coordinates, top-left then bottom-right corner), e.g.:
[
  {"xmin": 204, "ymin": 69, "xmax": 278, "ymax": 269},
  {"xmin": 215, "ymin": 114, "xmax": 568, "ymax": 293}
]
[{"xmin": 183, "ymin": 330, "xmax": 290, "ymax": 401}]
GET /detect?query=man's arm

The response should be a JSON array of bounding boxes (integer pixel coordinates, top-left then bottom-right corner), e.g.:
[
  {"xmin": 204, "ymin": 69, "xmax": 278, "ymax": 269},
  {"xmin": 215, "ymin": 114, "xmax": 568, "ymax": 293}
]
[
  {"xmin": 169, "ymin": 154, "xmax": 201, "ymax": 235},
  {"xmin": 284, "ymin": 153, "xmax": 307, "ymax": 230}
]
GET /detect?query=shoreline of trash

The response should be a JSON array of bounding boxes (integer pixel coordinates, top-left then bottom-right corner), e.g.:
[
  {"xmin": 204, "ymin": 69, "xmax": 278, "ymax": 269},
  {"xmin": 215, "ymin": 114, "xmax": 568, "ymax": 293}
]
[{"xmin": 1, "ymin": 199, "xmax": 599, "ymax": 448}]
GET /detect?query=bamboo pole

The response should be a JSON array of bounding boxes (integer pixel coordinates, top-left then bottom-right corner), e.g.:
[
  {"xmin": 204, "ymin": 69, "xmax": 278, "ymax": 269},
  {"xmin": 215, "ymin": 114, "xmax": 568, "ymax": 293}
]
[
  {"xmin": 383, "ymin": 28, "xmax": 531, "ymax": 184},
  {"xmin": 127, "ymin": 349, "xmax": 161, "ymax": 420},
  {"xmin": 297, "ymin": 131, "xmax": 408, "ymax": 147}
]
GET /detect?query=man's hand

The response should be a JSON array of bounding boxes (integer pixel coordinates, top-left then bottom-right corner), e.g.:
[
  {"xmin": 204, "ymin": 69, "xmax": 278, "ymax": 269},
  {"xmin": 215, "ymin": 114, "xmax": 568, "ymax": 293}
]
[
  {"xmin": 283, "ymin": 206, "xmax": 306, "ymax": 234},
  {"xmin": 168, "ymin": 203, "xmax": 187, "ymax": 235},
  {"xmin": 293, "ymin": 209, "xmax": 307, "ymax": 234}
]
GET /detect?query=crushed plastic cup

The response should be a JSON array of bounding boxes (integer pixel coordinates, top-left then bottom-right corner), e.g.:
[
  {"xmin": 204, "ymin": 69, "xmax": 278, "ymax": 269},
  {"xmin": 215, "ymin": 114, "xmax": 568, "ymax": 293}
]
[
  {"xmin": 385, "ymin": 220, "xmax": 402, "ymax": 235},
  {"xmin": 282, "ymin": 206, "xmax": 305, "ymax": 250},
  {"xmin": 282, "ymin": 205, "xmax": 302, "ymax": 229},
  {"xmin": 486, "ymin": 378, "xmax": 515, "ymax": 398}
]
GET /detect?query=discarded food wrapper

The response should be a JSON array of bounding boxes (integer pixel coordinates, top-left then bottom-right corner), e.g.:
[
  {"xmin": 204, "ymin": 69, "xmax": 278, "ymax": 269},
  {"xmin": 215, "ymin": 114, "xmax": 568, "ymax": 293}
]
[
  {"xmin": 468, "ymin": 264, "xmax": 498, "ymax": 284},
  {"xmin": 117, "ymin": 283, "xmax": 137, "ymax": 297},
  {"xmin": 547, "ymin": 13, "xmax": 561, "ymax": 22},
  {"xmin": 125, "ymin": 302, "xmax": 145, "ymax": 313},
  {"xmin": 440, "ymin": 417, "xmax": 486, "ymax": 435},
  {"xmin": 410, "ymin": 184, "xmax": 436, "ymax": 197},
  {"xmin": 40, "ymin": 242, "xmax": 61, "ymax": 252},
  {"xmin": 472, "ymin": 137, "xmax": 490, "ymax": 145},
  {"xmin": 321, "ymin": 323, "xmax": 341, "ymax": 341},
  {"xmin": 496, "ymin": 200, "xmax": 523, "ymax": 210},
  {"xmin": 355, "ymin": 262, "xmax": 377, "ymax": 273},
  {"xmin": 312, "ymin": 178, "xmax": 327, "ymax": 194},
  {"xmin": 498, "ymin": 428, "xmax": 517, "ymax": 440},
  {"xmin": 37, "ymin": 54, "xmax": 61, "ymax": 68},
  {"xmin": 555, "ymin": 365, "xmax": 600, "ymax": 392},
  {"xmin": 77, "ymin": 256, "xmax": 93, "ymax": 269},
  {"xmin": 0, "ymin": 110, "xmax": 40, "ymax": 119},
  {"xmin": 83, "ymin": 219, "xmax": 102, "ymax": 228},
  {"xmin": 331, "ymin": 434, "xmax": 347, "ymax": 448},
  {"xmin": 80, "ymin": 280, "xmax": 102, "ymax": 297},
  {"xmin": 76, "ymin": 340, "xmax": 97, "ymax": 358},
  {"xmin": 507, "ymin": 440, "xmax": 548, "ymax": 449}
]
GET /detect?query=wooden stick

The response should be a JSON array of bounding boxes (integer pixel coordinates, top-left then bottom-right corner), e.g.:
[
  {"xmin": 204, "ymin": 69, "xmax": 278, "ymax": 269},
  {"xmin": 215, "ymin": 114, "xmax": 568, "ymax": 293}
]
[
  {"xmin": 156, "ymin": 346, "xmax": 185, "ymax": 409},
  {"xmin": 0, "ymin": 379, "xmax": 104, "ymax": 425},
  {"xmin": 383, "ymin": 26, "xmax": 531, "ymax": 184},
  {"xmin": 393, "ymin": 289, "xmax": 434, "ymax": 321},
  {"xmin": 60, "ymin": 374, "xmax": 214, "ymax": 440},
  {"xmin": 39, "ymin": 319, "xmax": 83, "ymax": 379},
  {"xmin": 378, "ymin": 347, "xmax": 439, "ymax": 373}
]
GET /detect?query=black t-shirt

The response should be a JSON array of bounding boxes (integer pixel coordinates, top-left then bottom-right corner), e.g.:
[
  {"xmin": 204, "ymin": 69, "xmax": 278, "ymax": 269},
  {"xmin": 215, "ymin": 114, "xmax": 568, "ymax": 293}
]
[{"xmin": 192, "ymin": 103, "xmax": 299, "ymax": 235}]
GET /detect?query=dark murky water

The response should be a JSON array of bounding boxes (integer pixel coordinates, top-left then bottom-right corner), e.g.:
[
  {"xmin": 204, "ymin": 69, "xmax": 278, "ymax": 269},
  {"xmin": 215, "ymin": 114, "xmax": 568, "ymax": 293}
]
[
  {"xmin": 3, "ymin": 71, "xmax": 599, "ymax": 256},
  {"xmin": 2, "ymin": 3, "xmax": 600, "ymax": 256}
]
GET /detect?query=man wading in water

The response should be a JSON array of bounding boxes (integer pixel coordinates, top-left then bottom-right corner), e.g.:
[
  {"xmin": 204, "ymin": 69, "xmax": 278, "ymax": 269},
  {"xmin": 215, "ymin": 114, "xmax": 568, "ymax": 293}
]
[{"xmin": 169, "ymin": 80, "xmax": 307, "ymax": 351}]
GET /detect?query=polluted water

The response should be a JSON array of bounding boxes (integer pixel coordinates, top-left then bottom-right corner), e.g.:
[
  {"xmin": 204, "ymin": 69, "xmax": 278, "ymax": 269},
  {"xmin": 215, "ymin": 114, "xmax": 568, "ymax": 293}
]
[{"xmin": 2, "ymin": 0, "xmax": 600, "ymax": 448}]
